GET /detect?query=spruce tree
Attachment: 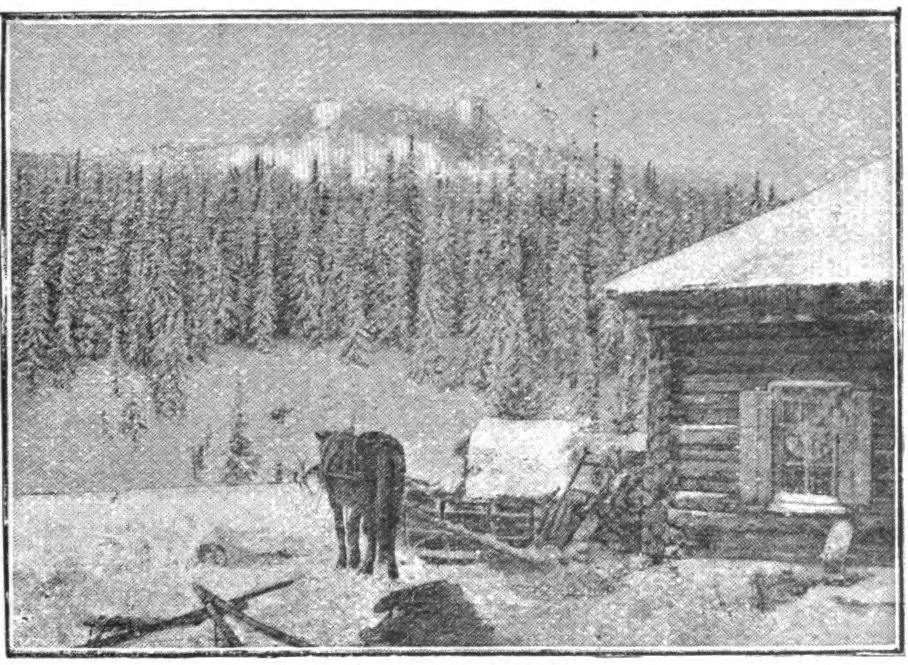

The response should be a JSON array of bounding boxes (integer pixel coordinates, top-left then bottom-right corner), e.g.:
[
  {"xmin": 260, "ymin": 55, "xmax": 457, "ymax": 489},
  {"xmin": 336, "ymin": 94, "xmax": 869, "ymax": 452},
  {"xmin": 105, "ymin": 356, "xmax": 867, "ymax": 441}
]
[
  {"xmin": 17, "ymin": 241, "xmax": 53, "ymax": 388},
  {"xmin": 53, "ymin": 224, "xmax": 80, "ymax": 385},
  {"xmin": 548, "ymin": 162, "xmax": 596, "ymax": 413},
  {"xmin": 591, "ymin": 159, "xmax": 627, "ymax": 385},
  {"xmin": 149, "ymin": 306, "xmax": 189, "ymax": 418},
  {"xmin": 145, "ymin": 215, "xmax": 189, "ymax": 419},
  {"xmin": 397, "ymin": 137, "xmax": 424, "ymax": 344},
  {"xmin": 102, "ymin": 173, "xmax": 131, "ymax": 357},
  {"xmin": 749, "ymin": 172, "xmax": 765, "ymax": 217},
  {"xmin": 126, "ymin": 170, "xmax": 154, "ymax": 368},
  {"xmin": 291, "ymin": 166, "xmax": 325, "ymax": 343},
  {"xmin": 319, "ymin": 176, "xmax": 348, "ymax": 342},
  {"xmin": 339, "ymin": 181, "xmax": 374, "ymax": 367},
  {"xmin": 766, "ymin": 183, "xmax": 779, "ymax": 210},
  {"xmin": 373, "ymin": 153, "xmax": 403, "ymax": 345},
  {"xmin": 76, "ymin": 165, "xmax": 112, "ymax": 359},
  {"xmin": 249, "ymin": 212, "xmax": 276, "ymax": 352},
  {"xmin": 481, "ymin": 162, "xmax": 542, "ymax": 417},
  {"xmin": 106, "ymin": 324, "xmax": 124, "ymax": 398},
  {"xmin": 410, "ymin": 178, "xmax": 451, "ymax": 384},
  {"xmin": 465, "ymin": 176, "xmax": 500, "ymax": 388},
  {"xmin": 119, "ymin": 391, "xmax": 148, "ymax": 447},
  {"xmin": 224, "ymin": 374, "xmax": 260, "ymax": 484},
  {"xmin": 486, "ymin": 286, "xmax": 541, "ymax": 419}
]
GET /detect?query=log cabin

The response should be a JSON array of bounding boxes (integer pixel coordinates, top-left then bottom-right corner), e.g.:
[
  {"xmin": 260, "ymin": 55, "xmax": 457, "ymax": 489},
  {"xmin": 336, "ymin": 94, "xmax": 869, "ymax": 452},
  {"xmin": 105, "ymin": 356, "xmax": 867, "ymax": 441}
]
[{"xmin": 605, "ymin": 160, "xmax": 897, "ymax": 563}]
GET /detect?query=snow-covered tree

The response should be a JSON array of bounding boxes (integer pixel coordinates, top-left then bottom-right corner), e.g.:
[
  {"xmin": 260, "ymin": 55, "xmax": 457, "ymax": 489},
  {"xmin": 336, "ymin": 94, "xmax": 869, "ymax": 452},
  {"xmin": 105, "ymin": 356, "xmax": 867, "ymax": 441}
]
[
  {"xmin": 17, "ymin": 241, "xmax": 53, "ymax": 388},
  {"xmin": 224, "ymin": 375, "xmax": 260, "ymax": 484},
  {"xmin": 249, "ymin": 212, "xmax": 277, "ymax": 352}
]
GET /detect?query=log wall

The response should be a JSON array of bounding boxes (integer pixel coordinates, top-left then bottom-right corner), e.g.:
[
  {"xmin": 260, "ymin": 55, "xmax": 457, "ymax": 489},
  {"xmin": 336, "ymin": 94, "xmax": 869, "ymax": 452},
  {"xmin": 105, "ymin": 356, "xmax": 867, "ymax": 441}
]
[{"xmin": 664, "ymin": 321, "xmax": 895, "ymax": 512}]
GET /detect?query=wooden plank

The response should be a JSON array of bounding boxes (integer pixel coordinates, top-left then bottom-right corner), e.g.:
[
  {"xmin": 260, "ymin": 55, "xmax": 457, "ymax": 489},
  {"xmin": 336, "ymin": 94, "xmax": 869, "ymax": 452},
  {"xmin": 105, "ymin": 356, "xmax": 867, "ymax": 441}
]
[
  {"xmin": 668, "ymin": 507, "xmax": 894, "ymax": 535},
  {"xmin": 536, "ymin": 448, "xmax": 589, "ymax": 544},
  {"xmin": 673, "ymin": 448, "xmax": 738, "ymax": 464},
  {"xmin": 677, "ymin": 477, "xmax": 736, "ymax": 493},
  {"xmin": 677, "ymin": 336, "xmax": 890, "ymax": 359},
  {"xmin": 676, "ymin": 459, "xmax": 738, "ymax": 480},
  {"xmin": 680, "ymin": 353, "xmax": 892, "ymax": 377},
  {"xmin": 681, "ymin": 373, "xmax": 768, "ymax": 394},
  {"xmin": 673, "ymin": 327, "xmax": 891, "ymax": 350},
  {"xmin": 671, "ymin": 491, "xmax": 737, "ymax": 513},
  {"xmin": 739, "ymin": 391, "xmax": 772, "ymax": 505},
  {"xmin": 679, "ymin": 392, "xmax": 740, "ymax": 409},
  {"xmin": 674, "ymin": 404, "xmax": 738, "ymax": 425},
  {"xmin": 681, "ymin": 371, "xmax": 893, "ymax": 395},
  {"xmin": 648, "ymin": 311, "xmax": 892, "ymax": 328},
  {"xmin": 675, "ymin": 424, "xmax": 739, "ymax": 448}
]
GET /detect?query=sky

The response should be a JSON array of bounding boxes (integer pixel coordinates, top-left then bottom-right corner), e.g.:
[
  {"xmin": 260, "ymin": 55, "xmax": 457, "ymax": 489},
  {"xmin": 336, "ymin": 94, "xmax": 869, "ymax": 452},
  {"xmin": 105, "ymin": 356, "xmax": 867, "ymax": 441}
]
[{"xmin": 8, "ymin": 17, "xmax": 896, "ymax": 196}]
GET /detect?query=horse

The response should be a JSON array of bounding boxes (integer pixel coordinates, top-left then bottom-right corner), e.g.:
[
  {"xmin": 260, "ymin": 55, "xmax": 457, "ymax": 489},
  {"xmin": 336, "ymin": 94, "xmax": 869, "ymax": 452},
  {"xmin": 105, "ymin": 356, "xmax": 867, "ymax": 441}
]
[{"xmin": 303, "ymin": 429, "xmax": 406, "ymax": 579}]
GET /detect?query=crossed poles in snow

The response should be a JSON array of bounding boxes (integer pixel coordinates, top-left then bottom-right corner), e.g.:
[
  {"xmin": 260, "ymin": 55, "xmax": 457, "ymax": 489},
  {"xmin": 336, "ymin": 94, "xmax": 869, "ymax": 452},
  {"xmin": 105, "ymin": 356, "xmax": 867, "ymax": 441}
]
[{"xmin": 80, "ymin": 578, "xmax": 313, "ymax": 649}]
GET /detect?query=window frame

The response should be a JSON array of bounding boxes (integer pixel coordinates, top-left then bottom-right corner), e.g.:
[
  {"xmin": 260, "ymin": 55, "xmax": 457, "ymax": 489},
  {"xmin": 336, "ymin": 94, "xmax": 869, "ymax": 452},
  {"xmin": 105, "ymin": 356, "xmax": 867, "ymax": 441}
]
[{"xmin": 765, "ymin": 380, "xmax": 853, "ymax": 515}]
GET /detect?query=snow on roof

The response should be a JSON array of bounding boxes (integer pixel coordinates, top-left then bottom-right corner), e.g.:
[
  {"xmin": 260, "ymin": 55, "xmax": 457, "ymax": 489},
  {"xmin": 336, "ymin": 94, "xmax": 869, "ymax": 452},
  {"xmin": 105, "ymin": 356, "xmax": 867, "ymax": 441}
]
[{"xmin": 606, "ymin": 160, "xmax": 895, "ymax": 295}]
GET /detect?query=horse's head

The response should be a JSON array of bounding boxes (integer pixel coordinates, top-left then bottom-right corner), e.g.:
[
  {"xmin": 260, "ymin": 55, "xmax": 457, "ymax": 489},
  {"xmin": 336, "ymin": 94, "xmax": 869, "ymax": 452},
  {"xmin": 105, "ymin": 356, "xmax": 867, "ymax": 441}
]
[
  {"xmin": 307, "ymin": 428, "xmax": 355, "ymax": 488},
  {"xmin": 314, "ymin": 428, "xmax": 355, "ymax": 459}
]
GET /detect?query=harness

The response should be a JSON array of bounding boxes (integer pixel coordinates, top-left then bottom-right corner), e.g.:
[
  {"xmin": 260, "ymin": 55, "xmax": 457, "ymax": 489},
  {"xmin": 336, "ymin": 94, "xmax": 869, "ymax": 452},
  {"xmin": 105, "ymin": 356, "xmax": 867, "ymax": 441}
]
[{"xmin": 319, "ymin": 431, "xmax": 367, "ymax": 484}]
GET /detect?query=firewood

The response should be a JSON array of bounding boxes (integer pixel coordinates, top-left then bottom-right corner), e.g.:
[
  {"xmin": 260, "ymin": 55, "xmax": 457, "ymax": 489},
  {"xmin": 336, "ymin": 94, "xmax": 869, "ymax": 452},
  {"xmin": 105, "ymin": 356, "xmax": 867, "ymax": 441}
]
[
  {"xmin": 192, "ymin": 587, "xmax": 243, "ymax": 648},
  {"xmin": 79, "ymin": 578, "xmax": 296, "ymax": 648},
  {"xmin": 192, "ymin": 583, "xmax": 314, "ymax": 648}
]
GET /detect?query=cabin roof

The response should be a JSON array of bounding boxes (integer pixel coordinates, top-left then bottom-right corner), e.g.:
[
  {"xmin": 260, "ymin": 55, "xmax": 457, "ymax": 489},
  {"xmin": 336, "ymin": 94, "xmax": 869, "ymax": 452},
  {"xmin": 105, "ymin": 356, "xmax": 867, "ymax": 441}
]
[{"xmin": 606, "ymin": 160, "xmax": 894, "ymax": 296}]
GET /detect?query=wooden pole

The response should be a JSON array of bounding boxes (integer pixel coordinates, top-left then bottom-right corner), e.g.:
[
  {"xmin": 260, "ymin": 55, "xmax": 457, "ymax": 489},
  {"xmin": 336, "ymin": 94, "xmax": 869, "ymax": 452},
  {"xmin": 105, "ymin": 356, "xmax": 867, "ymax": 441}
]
[
  {"xmin": 193, "ymin": 588, "xmax": 244, "ymax": 648},
  {"xmin": 80, "ymin": 579, "xmax": 296, "ymax": 648},
  {"xmin": 536, "ymin": 448, "xmax": 589, "ymax": 544},
  {"xmin": 408, "ymin": 505, "xmax": 552, "ymax": 565},
  {"xmin": 192, "ymin": 583, "xmax": 315, "ymax": 648}
]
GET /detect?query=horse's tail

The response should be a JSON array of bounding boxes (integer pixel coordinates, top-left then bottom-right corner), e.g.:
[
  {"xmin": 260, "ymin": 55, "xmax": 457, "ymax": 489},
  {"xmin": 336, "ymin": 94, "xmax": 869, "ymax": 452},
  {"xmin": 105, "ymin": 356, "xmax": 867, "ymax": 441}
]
[{"xmin": 375, "ymin": 437, "xmax": 406, "ymax": 537}]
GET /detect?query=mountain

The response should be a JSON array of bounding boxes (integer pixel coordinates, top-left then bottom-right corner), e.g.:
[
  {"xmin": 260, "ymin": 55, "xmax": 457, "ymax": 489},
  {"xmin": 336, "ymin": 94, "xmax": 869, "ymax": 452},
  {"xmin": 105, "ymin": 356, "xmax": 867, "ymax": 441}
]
[{"xmin": 127, "ymin": 96, "xmax": 538, "ymax": 182}]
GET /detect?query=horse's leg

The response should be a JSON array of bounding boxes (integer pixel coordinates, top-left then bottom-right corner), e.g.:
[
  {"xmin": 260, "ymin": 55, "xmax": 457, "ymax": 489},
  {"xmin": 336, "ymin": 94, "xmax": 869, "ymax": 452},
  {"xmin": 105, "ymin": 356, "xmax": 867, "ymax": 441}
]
[
  {"xmin": 345, "ymin": 508, "xmax": 362, "ymax": 569},
  {"xmin": 329, "ymin": 497, "xmax": 347, "ymax": 569},
  {"xmin": 381, "ymin": 526, "xmax": 399, "ymax": 580},
  {"xmin": 358, "ymin": 505, "xmax": 376, "ymax": 575}
]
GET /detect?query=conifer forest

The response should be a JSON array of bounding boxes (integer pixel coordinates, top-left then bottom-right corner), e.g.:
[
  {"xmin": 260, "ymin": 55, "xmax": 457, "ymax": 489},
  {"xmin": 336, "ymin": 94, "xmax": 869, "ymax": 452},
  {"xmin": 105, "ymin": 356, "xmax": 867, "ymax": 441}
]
[{"xmin": 10, "ymin": 147, "xmax": 782, "ymax": 426}]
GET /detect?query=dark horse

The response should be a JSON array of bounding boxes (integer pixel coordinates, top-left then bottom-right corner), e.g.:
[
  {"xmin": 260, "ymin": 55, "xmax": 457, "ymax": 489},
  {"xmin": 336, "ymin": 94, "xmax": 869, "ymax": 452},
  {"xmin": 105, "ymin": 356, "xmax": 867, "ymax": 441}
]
[{"xmin": 307, "ymin": 430, "xmax": 406, "ymax": 579}]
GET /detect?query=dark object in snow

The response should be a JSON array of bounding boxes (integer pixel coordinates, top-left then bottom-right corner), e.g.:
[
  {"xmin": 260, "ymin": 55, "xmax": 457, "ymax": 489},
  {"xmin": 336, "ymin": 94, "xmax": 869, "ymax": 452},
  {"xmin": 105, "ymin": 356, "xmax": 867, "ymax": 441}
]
[
  {"xmin": 270, "ymin": 404, "xmax": 294, "ymax": 423},
  {"xmin": 831, "ymin": 594, "xmax": 897, "ymax": 613},
  {"xmin": 80, "ymin": 579, "xmax": 296, "ymax": 648},
  {"xmin": 196, "ymin": 527, "xmax": 298, "ymax": 567},
  {"xmin": 305, "ymin": 429, "xmax": 406, "ymax": 579},
  {"xmin": 749, "ymin": 567, "xmax": 865, "ymax": 613},
  {"xmin": 750, "ymin": 569, "xmax": 815, "ymax": 612},
  {"xmin": 360, "ymin": 580, "xmax": 495, "ymax": 647}
]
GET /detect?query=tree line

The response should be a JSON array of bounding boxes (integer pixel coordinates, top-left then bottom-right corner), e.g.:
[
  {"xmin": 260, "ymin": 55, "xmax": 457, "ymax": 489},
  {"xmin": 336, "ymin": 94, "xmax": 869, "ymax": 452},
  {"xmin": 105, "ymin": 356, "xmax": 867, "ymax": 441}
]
[{"xmin": 10, "ymin": 147, "xmax": 782, "ymax": 426}]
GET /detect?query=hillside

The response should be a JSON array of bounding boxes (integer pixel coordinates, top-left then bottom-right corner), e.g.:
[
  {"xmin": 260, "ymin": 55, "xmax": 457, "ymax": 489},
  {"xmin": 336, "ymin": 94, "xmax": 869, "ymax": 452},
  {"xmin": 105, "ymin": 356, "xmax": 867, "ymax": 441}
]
[{"xmin": 12, "ymin": 340, "xmax": 625, "ymax": 497}]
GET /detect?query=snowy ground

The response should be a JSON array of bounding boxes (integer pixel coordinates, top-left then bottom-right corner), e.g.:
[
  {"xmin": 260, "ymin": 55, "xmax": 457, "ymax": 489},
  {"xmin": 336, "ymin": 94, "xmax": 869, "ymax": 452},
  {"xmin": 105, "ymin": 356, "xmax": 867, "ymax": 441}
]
[{"xmin": 9, "ymin": 485, "xmax": 899, "ymax": 652}]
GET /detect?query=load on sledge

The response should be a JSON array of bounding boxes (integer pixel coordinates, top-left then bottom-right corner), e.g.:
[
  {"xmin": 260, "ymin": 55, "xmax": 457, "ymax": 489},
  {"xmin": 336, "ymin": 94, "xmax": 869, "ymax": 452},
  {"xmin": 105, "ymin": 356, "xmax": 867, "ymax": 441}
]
[{"xmin": 404, "ymin": 417, "xmax": 647, "ymax": 563}]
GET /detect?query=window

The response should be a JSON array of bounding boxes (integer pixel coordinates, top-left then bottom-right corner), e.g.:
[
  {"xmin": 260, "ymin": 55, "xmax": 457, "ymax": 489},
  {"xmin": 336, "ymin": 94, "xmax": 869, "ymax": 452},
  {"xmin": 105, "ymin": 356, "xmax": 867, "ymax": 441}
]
[
  {"xmin": 739, "ymin": 383, "xmax": 872, "ymax": 510},
  {"xmin": 770, "ymin": 381, "xmax": 851, "ymax": 498}
]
